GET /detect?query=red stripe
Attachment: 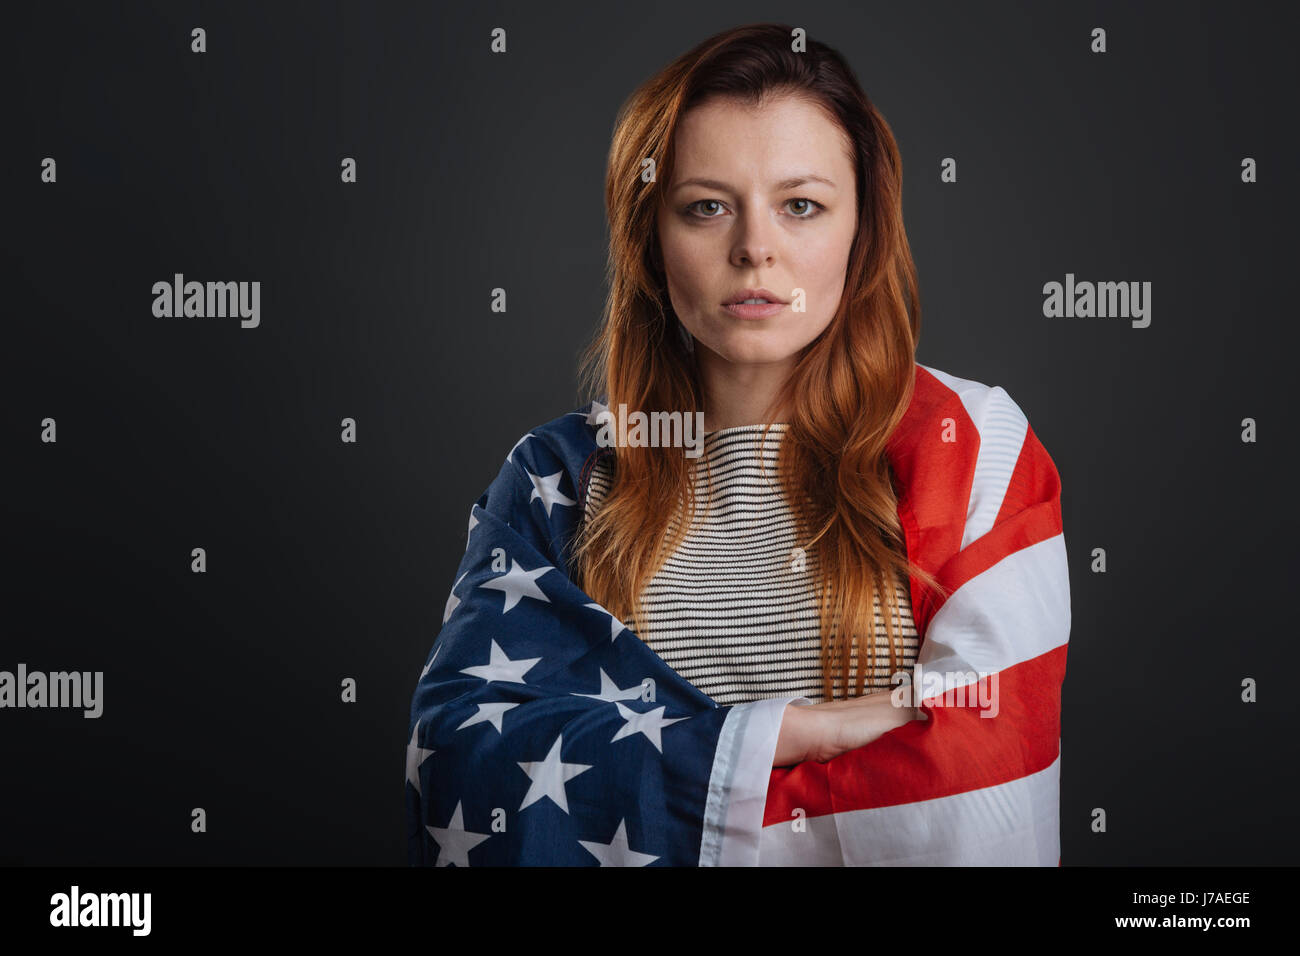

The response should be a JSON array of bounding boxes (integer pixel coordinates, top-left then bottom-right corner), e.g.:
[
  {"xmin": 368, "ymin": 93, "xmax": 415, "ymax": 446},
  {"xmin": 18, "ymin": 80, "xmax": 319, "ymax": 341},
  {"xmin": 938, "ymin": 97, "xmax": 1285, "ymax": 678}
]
[
  {"xmin": 762, "ymin": 643, "xmax": 1066, "ymax": 825},
  {"xmin": 761, "ymin": 364, "xmax": 1070, "ymax": 830},
  {"xmin": 933, "ymin": 494, "xmax": 1063, "ymax": 601},
  {"xmin": 997, "ymin": 424, "xmax": 1062, "ymax": 529},
  {"xmin": 885, "ymin": 365, "xmax": 983, "ymax": 634}
]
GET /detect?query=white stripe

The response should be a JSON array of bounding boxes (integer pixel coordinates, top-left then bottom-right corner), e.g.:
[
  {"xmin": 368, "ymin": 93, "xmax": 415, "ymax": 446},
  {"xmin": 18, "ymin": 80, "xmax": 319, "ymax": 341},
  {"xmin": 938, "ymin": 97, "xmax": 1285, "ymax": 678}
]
[
  {"xmin": 695, "ymin": 371, "xmax": 1067, "ymax": 866},
  {"xmin": 699, "ymin": 696, "xmax": 813, "ymax": 866},
  {"xmin": 916, "ymin": 531, "xmax": 1070, "ymax": 689},
  {"xmin": 751, "ymin": 532, "xmax": 1070, "ymax": 866},
  {"xmin": 918, "ymin": 365, "xmax": 1030, "ymax": 548},
  {"xmin": 757, "ymin": 754, "xmax": 1061, "ymax": 865},
  {"xmin": 961, "ymin": 389, "xmax": 1028, "ymax": 548}
]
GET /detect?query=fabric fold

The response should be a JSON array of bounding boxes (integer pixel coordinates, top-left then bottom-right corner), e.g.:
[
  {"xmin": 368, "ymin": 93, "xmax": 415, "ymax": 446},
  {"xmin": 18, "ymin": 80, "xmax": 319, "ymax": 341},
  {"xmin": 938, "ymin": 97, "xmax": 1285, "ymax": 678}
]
[{"xmin": 406, "ymin": 363, "xmax": 1071, "ymax": 866}]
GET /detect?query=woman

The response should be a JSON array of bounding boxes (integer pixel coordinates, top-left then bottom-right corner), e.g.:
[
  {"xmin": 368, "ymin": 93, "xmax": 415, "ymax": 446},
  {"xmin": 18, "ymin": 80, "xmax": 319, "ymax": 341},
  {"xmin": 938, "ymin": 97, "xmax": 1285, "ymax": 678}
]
[{"xmin": 407, "ymin": 22, "xmax": 1070, "ymax": 866}]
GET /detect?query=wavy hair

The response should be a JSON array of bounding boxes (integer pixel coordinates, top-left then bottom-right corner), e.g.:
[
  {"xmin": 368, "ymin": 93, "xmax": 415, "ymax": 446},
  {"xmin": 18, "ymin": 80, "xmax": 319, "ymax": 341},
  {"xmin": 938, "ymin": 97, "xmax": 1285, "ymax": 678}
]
[{"xmin": 569, "ymin": 22, "xmax": 949, "ymax": 700}]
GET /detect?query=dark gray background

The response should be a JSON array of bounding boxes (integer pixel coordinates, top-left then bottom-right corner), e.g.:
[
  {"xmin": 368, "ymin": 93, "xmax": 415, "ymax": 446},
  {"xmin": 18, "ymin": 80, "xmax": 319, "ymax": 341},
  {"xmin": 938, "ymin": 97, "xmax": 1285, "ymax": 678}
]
[{"xmin": 4, "ymin": 0, "xmax": 1295, "ymax": 865}]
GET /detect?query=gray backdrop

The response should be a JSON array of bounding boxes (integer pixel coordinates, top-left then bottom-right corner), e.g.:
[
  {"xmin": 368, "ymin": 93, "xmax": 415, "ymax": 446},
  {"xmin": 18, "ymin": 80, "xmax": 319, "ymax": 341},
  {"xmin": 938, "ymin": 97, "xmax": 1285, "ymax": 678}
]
[{"xmin": 4, "ymin": 0, "xmax": 1296, "ymax": 864}]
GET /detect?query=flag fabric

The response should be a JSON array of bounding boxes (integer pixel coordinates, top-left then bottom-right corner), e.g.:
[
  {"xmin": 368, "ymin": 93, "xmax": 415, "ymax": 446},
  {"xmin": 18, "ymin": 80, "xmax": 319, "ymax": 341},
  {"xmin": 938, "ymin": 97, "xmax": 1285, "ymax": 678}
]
[{"xmin": 406, "ymin": 363, "xmax": 1071, "ymax": 866}]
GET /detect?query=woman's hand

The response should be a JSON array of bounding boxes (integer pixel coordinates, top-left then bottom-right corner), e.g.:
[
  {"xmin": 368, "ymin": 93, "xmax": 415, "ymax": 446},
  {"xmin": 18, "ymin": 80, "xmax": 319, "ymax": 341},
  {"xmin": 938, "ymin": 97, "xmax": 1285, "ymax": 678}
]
[
  {"xmin": 774, "ymin": 691, "xmax": 926, "ymax": 766},
  {"xmin": 810, "ymin": 691, "xmax": 925, "ymax": 763}
]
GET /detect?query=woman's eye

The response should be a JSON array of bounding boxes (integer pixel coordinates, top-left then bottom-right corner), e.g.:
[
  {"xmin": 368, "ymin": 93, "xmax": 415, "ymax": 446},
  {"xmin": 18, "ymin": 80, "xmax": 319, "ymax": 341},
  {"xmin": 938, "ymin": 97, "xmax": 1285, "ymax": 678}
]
[
  {"xmin": 685, "ymin": 198, "xmax": 825, "ymax": 218},
  {"xmin": 786, "ymin": 198, "xmax": 824, "ymax": 217},
  {"xmin": 687, "ymin": 199, "xmax": 725, "ymax": 218}
]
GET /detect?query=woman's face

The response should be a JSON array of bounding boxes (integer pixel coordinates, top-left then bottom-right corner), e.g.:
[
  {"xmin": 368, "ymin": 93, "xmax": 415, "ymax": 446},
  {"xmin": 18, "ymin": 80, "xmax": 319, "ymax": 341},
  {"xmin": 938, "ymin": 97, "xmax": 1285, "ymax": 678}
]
[{"xmin": 657, "ymin": 92, "xmax": 859, "ymax": 370}]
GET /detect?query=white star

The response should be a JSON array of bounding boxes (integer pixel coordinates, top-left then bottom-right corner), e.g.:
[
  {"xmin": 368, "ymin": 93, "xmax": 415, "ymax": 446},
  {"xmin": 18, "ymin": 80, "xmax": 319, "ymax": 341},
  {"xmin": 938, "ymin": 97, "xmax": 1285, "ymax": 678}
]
[
  {"xmin": 459, "ymin": 639, "xmax": 542, "ymax": 684},
  {"xmin": 405, "ymin": 720, "xmax": 435, "ymax": 795},
  {"xmin": 517, "ymin": 734, "xmax": 592, "ymax": 814},
  {"xmin": 526, "ymin": 470, "xmax": 577, "ymax": 517},
  {"xmin": 584, "ymin": 603, "xmax": 629, "ymax": 642},
  {"xmin": 578, "ymin": 819, "xmax": 659, "ymax": 867},
  {"xmin": 466, "ymin": 509, "xmax": 479, "ymax": 546},
  {"xmin": 609, "ymin": 701, "xmax": 686, "ymax": 753},
  {"xmin": 443, "ymin": 571, "xmax": 469, "ymax": 624},
  {"xmin": 569, "ymin": 400, "xmax": 609, "ymax": 428},
  {"xmin": 455, "ymin": 701, "xmax": 519, "ymax": 733},
  {"xmin": 480, "ymin": 558, "xmax": 554, "ymax": 612},
  {"xmin": 506, "ymin": 433, "xmax": 534, "ymax": 464},
  {"xmin": 572, "ymin": 668, "xmax": 646, "ymax": 703},
  {"xmin": 420, "ymin": 644, "xmax": 441, "ymax": 680},
  {"xmin": 426, "ymin": 800, "xmax": 491, "ymax": 867}
]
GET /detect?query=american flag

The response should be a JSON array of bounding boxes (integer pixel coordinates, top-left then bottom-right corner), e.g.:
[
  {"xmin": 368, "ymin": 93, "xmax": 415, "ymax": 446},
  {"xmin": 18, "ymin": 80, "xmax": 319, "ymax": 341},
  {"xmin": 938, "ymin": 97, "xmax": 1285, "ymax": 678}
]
[{"xmin": 406, "ymin": 363, "xmax": 1070, "ymax": 865}]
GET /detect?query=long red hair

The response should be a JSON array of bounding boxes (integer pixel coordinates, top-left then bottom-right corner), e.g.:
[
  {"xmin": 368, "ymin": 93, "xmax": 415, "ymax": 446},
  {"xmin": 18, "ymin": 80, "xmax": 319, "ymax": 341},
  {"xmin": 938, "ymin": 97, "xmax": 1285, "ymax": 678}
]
[{"xmin": 569, "ymin": 22, "xmax": 948, "ymax": 700}]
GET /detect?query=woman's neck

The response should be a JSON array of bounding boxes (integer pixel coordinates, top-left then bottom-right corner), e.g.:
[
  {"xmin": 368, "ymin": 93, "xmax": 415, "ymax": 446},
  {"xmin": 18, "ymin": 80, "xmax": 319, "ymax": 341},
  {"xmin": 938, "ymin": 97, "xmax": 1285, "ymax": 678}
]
[{"xmin": 696, "ymin": 347, "xmax": 794, "ymax": 431}]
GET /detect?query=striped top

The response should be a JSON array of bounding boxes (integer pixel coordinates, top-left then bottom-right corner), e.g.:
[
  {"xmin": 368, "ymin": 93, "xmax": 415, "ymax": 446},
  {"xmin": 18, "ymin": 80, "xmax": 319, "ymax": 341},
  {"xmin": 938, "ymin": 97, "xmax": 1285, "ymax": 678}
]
[{"xmin": 583, "ymin": 423, "xmax": 918, "ymax": 707}]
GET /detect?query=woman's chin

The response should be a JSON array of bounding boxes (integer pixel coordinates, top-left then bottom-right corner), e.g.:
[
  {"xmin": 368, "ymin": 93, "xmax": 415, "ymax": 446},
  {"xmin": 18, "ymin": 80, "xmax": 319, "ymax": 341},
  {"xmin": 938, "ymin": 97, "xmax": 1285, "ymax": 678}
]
[{"xmin": 704, "ymin": 338, "xmax": 805, "ymax": 368}]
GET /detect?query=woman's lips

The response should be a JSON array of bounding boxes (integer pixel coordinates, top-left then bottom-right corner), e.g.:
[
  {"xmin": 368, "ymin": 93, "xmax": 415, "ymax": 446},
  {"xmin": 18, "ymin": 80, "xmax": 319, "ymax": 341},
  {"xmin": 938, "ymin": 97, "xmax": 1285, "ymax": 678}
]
[{"xmin": 721, "ymin": 301, "xmax": 786, "ymax": 318}]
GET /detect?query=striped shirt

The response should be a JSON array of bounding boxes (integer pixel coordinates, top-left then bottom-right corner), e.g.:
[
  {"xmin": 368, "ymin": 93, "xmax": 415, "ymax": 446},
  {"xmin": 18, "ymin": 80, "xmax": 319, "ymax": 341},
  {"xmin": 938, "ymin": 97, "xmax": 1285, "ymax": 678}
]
[{"xmin": 584, "ymin": 423, "xmax": 918, "ymax": 707}]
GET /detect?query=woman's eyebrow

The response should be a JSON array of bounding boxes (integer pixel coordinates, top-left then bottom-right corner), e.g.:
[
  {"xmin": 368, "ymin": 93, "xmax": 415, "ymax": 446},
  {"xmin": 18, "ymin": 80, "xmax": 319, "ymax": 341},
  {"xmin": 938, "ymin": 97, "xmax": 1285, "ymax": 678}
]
[{"xmin": 671, "ymin": 174, "xmax": 837, "ymax": 192}]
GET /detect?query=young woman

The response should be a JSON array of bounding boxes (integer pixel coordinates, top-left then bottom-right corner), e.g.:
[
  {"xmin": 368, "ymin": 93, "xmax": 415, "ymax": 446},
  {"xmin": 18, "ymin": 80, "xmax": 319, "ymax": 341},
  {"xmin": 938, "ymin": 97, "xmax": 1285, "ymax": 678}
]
[{"xmin": 407, "ymin": 23, "xmax": 1070, "ymax": 866}]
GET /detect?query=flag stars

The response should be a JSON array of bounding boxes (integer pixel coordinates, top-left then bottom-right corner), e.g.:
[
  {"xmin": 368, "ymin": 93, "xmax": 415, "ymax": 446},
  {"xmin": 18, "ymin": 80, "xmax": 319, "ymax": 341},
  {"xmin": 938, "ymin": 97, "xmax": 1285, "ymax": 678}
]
[
  {"xmin": 443, "ymin": 571, "xmax": 469, "ymax": 624},
  {"xmin": 455, "ymin": 701, "xmax": 519, "ymax": 734},
  {"xmin": 610, "ymin": 701, "xmax": 686, "ymax": 753},
  {"xmin": 578, "ymin": 819, "xmax": 659, "ymax": 867},
  {"xmin": 480, "ymin": 558, "xmax": 554, "ymax": 612},
  {"xmin": 406, "ymin": 720, "xmax": 435, "ymax": 796},
  {"xmin": 517, "ymin": 734, "xmax": 592, "ymax": 814},
  {"xmin": 426, "ymin": 801, "xmax": 492, "ymax": 867},
  {"xmin": 571, "ymin": 399, "xmax": 609, "ymax": 429},
  {"xmin": 506, "ymin": 432, "xmax": 535, "ymax": 464},
  {"xmin": 583, "ymin": 602, "xmax": 629, "ymax": 642},
  {"xmin": 420, "ymin": 644, "xmax": 441, "ymax": 680},
  {"xmin": 527, "ymin": 470, "xmax": 577, "ymax": 517},
  {"xmin": 572, "ymin": 668, "xmax": 646, "ymax": 703},
  {"xmin": 460, "ymin": 639, "xmax": 541, "ymax": 685}
]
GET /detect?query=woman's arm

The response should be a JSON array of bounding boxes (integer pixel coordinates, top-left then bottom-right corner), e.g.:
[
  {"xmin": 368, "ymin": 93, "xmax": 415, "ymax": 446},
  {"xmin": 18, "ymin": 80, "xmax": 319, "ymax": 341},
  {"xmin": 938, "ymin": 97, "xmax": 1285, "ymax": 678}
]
[
  {"xmin": 773, "ymin": 692, "xmax": 923, "ymax": 766},
  {"xmin": 759, "ymin": 382, "xmax": 1069, "ymax": 864},
  {"xmin": 409, "ymin": 423, "xmax": 818, "ymax": 866}
]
